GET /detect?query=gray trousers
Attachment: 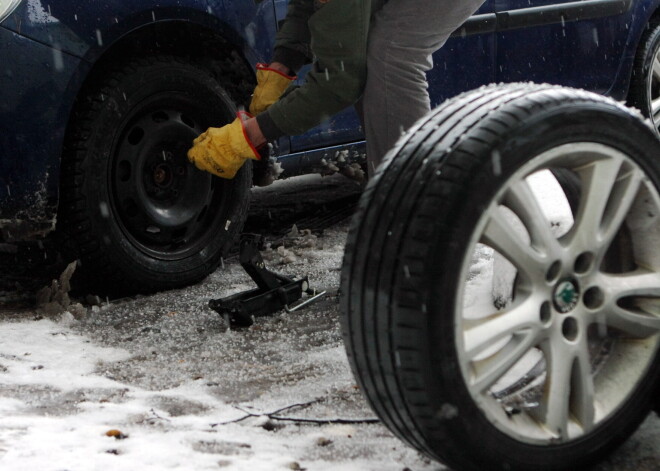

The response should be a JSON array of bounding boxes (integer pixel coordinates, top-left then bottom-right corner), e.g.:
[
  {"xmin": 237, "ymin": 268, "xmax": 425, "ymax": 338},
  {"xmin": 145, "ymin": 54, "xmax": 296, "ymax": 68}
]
[{"xmin": 358, "ymin": 0, "xmax": 485, "ymax": 170}]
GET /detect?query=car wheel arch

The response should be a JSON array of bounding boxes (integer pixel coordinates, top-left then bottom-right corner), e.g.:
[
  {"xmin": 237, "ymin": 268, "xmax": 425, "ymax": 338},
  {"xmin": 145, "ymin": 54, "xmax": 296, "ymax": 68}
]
[
  {"xmin": 599, "ymin": 0, "xmax": 660, "ymax": 100},
  {"xmin": 54, "ymin": 17, "xmax": 258, "ymax": 212}
]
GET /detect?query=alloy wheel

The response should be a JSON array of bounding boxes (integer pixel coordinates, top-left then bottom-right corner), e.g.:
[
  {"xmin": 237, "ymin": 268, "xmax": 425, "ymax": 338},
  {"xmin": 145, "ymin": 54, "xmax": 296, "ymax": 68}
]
[{"xmin": 458, "ymin": 142, "xmax": 660, "ymax": 444}]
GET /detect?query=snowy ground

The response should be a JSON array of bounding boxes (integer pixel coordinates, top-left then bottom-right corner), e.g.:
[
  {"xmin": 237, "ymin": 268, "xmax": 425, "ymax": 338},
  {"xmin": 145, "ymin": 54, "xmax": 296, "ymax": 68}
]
[{"xmin": 0, "ymin": 175, "xmax": 658, "ymax": 470}]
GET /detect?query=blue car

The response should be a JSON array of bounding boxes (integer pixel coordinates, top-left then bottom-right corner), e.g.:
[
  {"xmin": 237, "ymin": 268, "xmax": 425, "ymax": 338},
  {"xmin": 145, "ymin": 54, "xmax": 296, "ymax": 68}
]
[{"xmin": 1, "ymin": 0, "xmax": 659, "ymax": 294}]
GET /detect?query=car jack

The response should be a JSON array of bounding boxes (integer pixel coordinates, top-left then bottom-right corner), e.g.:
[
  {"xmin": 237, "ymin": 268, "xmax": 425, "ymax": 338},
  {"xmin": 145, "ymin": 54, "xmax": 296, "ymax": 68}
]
[{"xmin": 208, "ymin": 235, "xmax": 326, "ymax": 328}]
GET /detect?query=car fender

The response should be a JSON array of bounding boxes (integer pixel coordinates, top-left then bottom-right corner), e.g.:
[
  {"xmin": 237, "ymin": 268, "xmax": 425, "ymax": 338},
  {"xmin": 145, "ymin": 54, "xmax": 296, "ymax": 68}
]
[
  {"xmin": 0, "ymin": 0, "xmax": 273, "ymax": 240},
  {"xmin": 606, "ymin": 0, "xmax": 660, "ymax": 98}
]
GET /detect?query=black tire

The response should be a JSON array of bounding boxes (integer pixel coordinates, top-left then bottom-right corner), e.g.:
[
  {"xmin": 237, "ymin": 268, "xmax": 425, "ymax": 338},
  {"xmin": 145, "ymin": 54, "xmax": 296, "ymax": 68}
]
[
  {"xmin": 628, "ymin": 20, "xmax": 660, "ymax": 133},
  {"xmin": 340, "ymin": 84, "xmax": 660, "ymax": 471},
  {"xmin": 58, "ymin": 55, "xmax": 251, "ymax": 295}
]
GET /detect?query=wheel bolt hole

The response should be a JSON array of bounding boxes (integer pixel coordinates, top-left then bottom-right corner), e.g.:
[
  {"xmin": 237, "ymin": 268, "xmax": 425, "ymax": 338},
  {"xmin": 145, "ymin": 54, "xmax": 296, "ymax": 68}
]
[
  {"xmin": 583, "ymin": 287, "xmax": 604, "ymax": 309},
  {"xmin": 574, "ymin": 252, "xmax": 594, "ymax": 274},
  {"xmin": 127, "ymin": 127, "xmax": 144, "ymax": 145},
  {"xmin": 546, "ymin": 261, "xmax": 562, "ymax": 282},
  {"xmin": 562, "ymin": 317, "xmax": 579, "ymax": 341},
  {"xmin": 540, "ymin": 302, "xmax": 552, "ymax": 325}
]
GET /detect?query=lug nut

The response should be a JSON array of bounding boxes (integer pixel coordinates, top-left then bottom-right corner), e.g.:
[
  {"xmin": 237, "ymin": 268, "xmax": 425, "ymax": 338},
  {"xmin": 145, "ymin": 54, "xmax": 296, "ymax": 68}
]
[
  {"xmin": 575, "ymin": 252, "xmax": 594, "ymax": 274},
  {"xmin": 546, "ymin": 261, "xmax": 561, "ymax": 282},
  {"xmin": 583, "ymin": 286, "xmax": 604, "ymax": 309},
  {"xmin": 562, "ymin": 317, "xmax": 579, "ymax": 341}
]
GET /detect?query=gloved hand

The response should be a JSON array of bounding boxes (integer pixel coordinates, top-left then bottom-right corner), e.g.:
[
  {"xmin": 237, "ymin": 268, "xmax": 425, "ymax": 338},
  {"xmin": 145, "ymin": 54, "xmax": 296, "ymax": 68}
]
[
  {"xmin": 187, "ymin": 112, "xmax": 261, "ymax": 179},
  {"xmin": 249, "ymin": 63, "xmax": 296, "ymax": 116}
]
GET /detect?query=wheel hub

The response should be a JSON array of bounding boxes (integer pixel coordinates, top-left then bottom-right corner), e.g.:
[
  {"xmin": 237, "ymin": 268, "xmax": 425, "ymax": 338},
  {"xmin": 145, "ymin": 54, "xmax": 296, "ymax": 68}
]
[
  {"xmin": 152, "ymin": 150, "xmax": 177, "ymax": 189},
  {"xmin": 145, "ymin": 150, "xmax": 184, "ymax": 201},
  {"xmin": 153, "ymin": 165, "xmax": 169, "ymax": 186},
  {"xmin": 552, "ymin": 278, "xmax": 580, "ymax": 314}
]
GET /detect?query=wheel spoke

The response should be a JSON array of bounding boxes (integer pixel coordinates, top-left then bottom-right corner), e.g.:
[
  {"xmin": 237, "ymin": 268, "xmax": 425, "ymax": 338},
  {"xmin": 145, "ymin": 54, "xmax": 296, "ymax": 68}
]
[
  {"xmin": 464, "ymin": 297, "xmax": 540, "ymax": 360},
  {"xmin": 601, "ymin": 270, "xmax": 660, "ymax": 298},
  {"xmin": 569, "ymin": 157, "xmax": 626, "ymax": 250},
  {"xmin": 604, "ymin": 305, "xmax": 660, "ymax": 338},
  {"xmin": 503, "ymin": 180, "xmax": 559, "ymax": 255},
  {"xmin": 594, "ymin": 271, "xmax": 660, "ymax": 338},
  {"xmin": 652, "ymin": 97, "xmax": 660, "ymax": 123},
  {"xmin": 538, "ymin": 347, "xmax": 596, "ymax": 437},
  {"xmin": 482, "ymin": 206, "xmax": 547, "ymax": 280},
  {"xmin": 539, "ymin": 343, "xmax": 574, "ymax": 439},
  {"xmin": 570, "ymin": 349, "xmax": 596, "ymax": 433},
  {"xmin": 599, "ymin": 168, "xmax": 643, "ymax": 245},
  {"xmin": 470, "ymin": 328, "xmax": 539, "ymax": 393}
]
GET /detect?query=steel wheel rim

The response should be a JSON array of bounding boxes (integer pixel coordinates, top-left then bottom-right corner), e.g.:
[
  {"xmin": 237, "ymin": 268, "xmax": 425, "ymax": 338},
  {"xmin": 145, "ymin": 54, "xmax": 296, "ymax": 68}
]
[
  {"xmin": 456, "ymin": 142, "xmax": 660, "ymax": 444},
  {"xmin": 649, "ymin": 46, "xmax": 660, "ymax": 131},
  {"xmin": 110, "ymin": 93, "xmax": 232, "ymax": 261}
]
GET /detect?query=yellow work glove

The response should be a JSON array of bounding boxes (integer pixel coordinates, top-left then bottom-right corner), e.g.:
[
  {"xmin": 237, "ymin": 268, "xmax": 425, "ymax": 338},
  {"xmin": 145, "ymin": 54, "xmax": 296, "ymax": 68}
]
[
  {"xmin": 249, "ymin": 63, "xmax": 296, "ymax": 116},
  {"xmin": 187, "ymin": 112, "xmax": 261, "ymax": 179}
]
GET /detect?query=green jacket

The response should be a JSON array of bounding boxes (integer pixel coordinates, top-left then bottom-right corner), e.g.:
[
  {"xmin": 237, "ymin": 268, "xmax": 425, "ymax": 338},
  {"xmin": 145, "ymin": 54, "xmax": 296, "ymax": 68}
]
[{"xmin": 257, "ymin": 0, "xmax": 385, "ymax": 139}]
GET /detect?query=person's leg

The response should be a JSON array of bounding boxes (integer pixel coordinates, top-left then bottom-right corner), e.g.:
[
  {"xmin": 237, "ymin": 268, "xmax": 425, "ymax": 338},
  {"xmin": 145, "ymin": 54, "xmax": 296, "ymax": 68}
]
[{"xmin": 362, "ymin": 0, "xmax": 484, "ymax": 170}]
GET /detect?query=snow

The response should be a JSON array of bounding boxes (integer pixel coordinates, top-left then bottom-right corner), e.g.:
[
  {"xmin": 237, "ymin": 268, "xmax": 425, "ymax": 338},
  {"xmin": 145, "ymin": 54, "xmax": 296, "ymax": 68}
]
[
  {"xmin": 0, "ymin": 221, "xmax": 442, "ymax": 471},
  {"xmin": 0, "ymin": 314, "xmax": 436, "ymax": 470},
  {"xmin": 0, "ymin": 174, "xmax": 658, "ymax": 470}
]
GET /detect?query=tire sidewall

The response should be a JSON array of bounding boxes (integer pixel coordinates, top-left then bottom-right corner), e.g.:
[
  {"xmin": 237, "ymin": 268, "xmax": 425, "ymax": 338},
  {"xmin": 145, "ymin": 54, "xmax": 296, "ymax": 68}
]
[{"xmin": 630, "ymin": 22, "xmax": 660, "ymax": 120}]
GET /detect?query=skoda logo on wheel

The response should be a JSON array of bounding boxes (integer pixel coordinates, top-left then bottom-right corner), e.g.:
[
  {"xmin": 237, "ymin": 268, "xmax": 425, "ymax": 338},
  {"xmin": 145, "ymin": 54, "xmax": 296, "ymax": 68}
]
[{"xmin": 553, "ymin": 280, "xmax": 580, "ymax": 313}]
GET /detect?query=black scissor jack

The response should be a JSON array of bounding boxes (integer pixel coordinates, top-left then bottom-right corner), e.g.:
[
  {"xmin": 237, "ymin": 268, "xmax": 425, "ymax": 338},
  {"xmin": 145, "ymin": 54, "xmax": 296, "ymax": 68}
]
[{"xmin": 208, "ymin": 235, "xmax": 325, "ymax": 328}]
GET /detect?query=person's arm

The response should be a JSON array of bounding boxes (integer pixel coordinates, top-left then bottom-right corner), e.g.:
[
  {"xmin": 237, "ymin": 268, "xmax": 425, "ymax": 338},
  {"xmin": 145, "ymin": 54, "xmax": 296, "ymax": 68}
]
[
  {"xmin": 257, "ymin": 0, "xmax": 371, "ymax": 140},
  {"xmin": 188, "ymin": 0, "xmax": 372, "ymax": 179},
  {"xmin": 272, "ymin": 0, "xmax": 315, "ymax": 74},
  {"xmin": 247, "ymin": 1, "xmax": 313, "ymax": 117}
]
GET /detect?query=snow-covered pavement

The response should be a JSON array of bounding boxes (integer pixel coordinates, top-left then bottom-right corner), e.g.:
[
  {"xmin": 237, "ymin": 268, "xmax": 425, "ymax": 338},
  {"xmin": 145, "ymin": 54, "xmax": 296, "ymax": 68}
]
[
  {"xmin": 0, "ymin": 221, "xmax": 446, "ymax": 471},
  {"xmin": 0, "ymin": 175, "xmax": 658, "ymax": 470}
]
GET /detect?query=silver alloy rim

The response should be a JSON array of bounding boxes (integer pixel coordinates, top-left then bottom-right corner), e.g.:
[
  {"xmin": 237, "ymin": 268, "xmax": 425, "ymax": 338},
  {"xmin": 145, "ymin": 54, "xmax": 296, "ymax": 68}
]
[
  {"xmin": 456, "ymin": 142, "xmax": 660, "ymax": 444},
  {"xmin": 650, "ymin": 47, "xmax": 660, "ymax": 131}
]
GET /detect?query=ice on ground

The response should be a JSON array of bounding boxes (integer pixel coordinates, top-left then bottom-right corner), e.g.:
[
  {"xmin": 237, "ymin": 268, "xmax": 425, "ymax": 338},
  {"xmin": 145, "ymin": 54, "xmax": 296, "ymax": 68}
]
[{"xmin": 0, "ymin": 224, "xmax": 442, "ymax": 471}]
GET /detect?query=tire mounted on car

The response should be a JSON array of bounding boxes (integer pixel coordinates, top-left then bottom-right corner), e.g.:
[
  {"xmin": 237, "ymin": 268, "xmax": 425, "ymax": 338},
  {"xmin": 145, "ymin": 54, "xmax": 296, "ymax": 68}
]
[
  {"xmin": 628, "ymin": 20, "xmax": 660, "ymax": 134},
  {"xmin": 58, "ymin": 55, "xmax": 251, "ymax": 295},
  {"xmin": 340, "ymin": 84, "xmax": 660, "ymax": 471}
]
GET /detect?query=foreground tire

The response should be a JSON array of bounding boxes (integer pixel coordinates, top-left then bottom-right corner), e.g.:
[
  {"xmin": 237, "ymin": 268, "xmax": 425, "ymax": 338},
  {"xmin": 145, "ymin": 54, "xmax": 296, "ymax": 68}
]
[
  {"xmin": 341, "ymin": 84, "xmax": 660, "ymax": 471},
  {"xmin": 58, "ymin": 55, "xmax": 251, "ymax": 295},
  {"xmin": 628, "ymin": 21, "xmax": 660, "ymax": 133}
]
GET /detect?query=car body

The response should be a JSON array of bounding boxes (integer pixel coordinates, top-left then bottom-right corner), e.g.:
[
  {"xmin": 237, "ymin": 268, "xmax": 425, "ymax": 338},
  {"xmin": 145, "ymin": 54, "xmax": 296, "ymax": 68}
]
[{"xmin": 1, "ymin": 0, "xmax": 660, "ymax": 292}]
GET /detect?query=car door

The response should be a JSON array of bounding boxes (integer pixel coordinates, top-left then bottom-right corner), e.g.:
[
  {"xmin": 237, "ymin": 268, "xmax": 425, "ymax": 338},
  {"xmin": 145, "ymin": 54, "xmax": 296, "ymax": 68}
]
[
  {"xmin": 493, "ymin": 0, "xmax": 635, "ymax": 94},
  {"xmin": 274, "ymin": 0, "xmax": 496, "ymax": 152},
  {"xmin": 427, "ymin": 1, "xmax": 497, "ymax": 107}
]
